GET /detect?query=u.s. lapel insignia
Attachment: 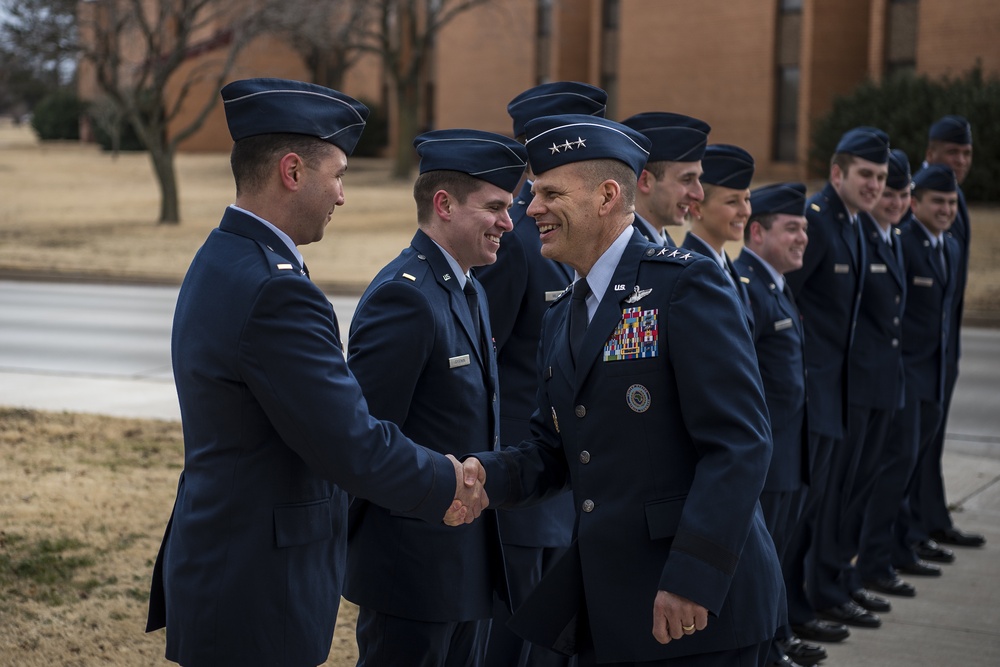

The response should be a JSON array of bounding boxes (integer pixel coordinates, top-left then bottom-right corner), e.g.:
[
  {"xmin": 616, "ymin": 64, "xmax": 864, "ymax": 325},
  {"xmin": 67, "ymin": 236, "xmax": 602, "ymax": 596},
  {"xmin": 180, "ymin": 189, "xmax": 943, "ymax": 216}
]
[
  {"xmin": 626, "ymin": 384, "xmax": 651, "ymax": 413},
  {"xmin": 604, "ymin": 307, "xmax": 659, "ymax": 361},
  {"xmin": 624, "ymin": 285, "xmax": 652, "ymax": 304},
  {"xmin": 443, "ymin": 273, "xmax": 452, "ymax": 281},
  {"xmin": 551, "ymin": 407, "xmax": 560, "ymax": 433}
]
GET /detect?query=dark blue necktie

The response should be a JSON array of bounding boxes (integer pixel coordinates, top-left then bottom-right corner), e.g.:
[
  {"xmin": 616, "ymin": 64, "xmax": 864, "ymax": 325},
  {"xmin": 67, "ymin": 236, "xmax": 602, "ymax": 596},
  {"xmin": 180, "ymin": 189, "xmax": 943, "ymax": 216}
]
[
  {"xmin": 570, "ymin": 279, "xmax": 591, "ymax": 364},
  {"xmin": 463, "ymin": 280, "xmax": 481, "ymax": 348}
]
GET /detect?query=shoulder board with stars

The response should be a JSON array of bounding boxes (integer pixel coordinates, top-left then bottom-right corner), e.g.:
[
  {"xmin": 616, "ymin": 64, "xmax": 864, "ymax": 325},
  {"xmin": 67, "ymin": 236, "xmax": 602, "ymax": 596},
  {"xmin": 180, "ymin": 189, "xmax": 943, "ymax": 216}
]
[{"xmin": 642, "ymin": 246, "xmax": 694, "ymax": 263}]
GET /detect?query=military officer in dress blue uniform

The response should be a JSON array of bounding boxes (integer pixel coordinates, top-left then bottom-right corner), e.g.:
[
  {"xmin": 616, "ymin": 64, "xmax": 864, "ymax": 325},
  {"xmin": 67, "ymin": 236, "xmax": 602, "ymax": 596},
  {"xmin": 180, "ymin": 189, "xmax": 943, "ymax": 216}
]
[
  {"xmin": 736, "ymin": 183, "xmax": 826, "ymax": 667},
  {"xmin": 808, "ymin": 148, "xmax": 912, "ymax": 624},
  {"xmin": 145, "ymin": 79, "xmax": 484, "ymax": 667},
  {"xmin": 856, "ymin": 164, "xmax": 962, "ymax": 591},
  {"xmin": 344, "ymin": 129, "xmax": 528, "ymax": 667},
  {"xmin": 683, "ymin": 144, "xmax": 756, "ymax": 332},
  {"xmin": 480, "ymin": 81, "xmax": 607, "ymax": 667},
  {"xmin": 783, "ymin": 127, "xmax": 889, "ymax": 641},
  {"xmin": 621, "ymin": 112, "xmax": 711, "ymax": 246},
  {"xmin": 912, "ymin": 115, "xmax": 986, "ymax": 549},
  {"xmin": 474, "ymin": 114, "xmax": 783, "ymax": 666}
]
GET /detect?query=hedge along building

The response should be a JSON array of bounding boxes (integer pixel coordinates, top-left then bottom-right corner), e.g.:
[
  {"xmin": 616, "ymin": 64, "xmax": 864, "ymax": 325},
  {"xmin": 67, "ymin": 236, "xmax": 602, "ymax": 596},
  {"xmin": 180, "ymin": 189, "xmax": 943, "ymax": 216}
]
[{"xmin": 77, "ymin": 0, "xmax": 1000, "ymax": 183}]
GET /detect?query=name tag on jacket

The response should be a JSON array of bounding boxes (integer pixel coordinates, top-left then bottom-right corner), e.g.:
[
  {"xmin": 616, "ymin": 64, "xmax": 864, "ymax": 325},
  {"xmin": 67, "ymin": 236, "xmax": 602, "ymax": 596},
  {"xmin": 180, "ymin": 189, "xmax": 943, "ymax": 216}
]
[
  {"xmin": 774, "ymin": 318, "xmax": 794, "ymax": 332},
  {"xmin": 449, "ymin": 354, "xmax": 471, "ymax": 368},
  {"xmin": 870, "ymin": 263, "xmax": 887, "ymax": 273},
  {"xmin": 834, "ymin": 263, "xmax": 850, "ymax": 274},
  {"xmin": 913, "ymin": 276, "xmax": 934, "ymax": 287},
  {"xmin": 544, "ymin": 290, "xmax": 564, "ymax": 302}
]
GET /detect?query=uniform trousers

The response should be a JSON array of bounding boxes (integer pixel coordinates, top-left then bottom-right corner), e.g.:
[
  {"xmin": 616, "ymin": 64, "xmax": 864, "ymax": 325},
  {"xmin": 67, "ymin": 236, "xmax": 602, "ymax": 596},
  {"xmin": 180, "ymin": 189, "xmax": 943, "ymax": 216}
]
[
  {"xmin": 907, "ymin": 369, "xmax": 958, "ymax": 542},
  {"xmin": 355, "ymin": 607, "xmax": 491, "ymax": 667},
  {"xmin": 487, "ymin": 543, "xmax": 576, "ymax": 667}
]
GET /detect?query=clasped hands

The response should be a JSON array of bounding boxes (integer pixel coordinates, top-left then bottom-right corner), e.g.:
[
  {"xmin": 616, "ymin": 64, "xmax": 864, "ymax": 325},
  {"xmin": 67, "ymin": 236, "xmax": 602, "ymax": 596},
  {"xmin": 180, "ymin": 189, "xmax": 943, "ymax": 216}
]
[{"xmin": 443, "ymin": 455, "xmax": 488, "ymax": 526}]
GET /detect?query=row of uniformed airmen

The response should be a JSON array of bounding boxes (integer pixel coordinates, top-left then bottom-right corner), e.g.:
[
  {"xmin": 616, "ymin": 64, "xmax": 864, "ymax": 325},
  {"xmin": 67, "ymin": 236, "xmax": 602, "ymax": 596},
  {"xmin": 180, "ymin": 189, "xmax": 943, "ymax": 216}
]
[{"xmin": 146, "ymin": 74, "xmax": 980, "ymax": 667}]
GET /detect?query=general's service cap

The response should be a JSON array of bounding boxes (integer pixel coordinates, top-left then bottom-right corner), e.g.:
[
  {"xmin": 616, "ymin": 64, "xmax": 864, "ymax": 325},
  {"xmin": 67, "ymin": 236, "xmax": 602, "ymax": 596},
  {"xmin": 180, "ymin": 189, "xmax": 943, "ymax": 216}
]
[
  {"xmin": 221, "ymin": 78, "xmax": 369, "ymax": 156},
  {"xmin": 523, "ymin": 114, "xmax": 651, "ymax": 177},
  {"xmin": 414, "ymin": 128, "xmax": 528, "ymax": 193}
]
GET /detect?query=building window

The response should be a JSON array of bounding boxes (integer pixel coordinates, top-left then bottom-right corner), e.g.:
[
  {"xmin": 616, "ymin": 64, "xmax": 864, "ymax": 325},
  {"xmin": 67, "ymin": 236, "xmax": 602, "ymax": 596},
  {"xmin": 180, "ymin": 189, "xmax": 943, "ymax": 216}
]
[
  {"xmin": 772, "ymin": 0, "xmax": 802, "ymax": 162},
  {"xmin": 536, "ymin": 0, "xmax": 552, "ymax": 84},
  {"xmin": 599, "ymin": 0, "xmax": 620, "ymax": 116},
  {"xmin": 885, "ymin": 0, "xmax": 918, "ymax": 76}
]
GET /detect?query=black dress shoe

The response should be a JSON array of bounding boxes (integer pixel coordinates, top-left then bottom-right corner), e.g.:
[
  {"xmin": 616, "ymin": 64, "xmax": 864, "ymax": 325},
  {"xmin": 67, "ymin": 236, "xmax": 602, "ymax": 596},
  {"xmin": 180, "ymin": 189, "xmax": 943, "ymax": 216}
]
[
  {"xmin": 864, "ymin": 575, "xmax": 916, "ymax": 597},
  {"xmin": 768, "ymin": 654, "xmax": 805, "ymax": 667},
  {"xmin": 895, "ymin": 559, "xmax": 942, "ymax": 577},
  {"xmin": 818, "ymin": 600, "xmax": 882, "ymax": 628},
  {"xmin": 790, "ymin": 618, "xmax": 850, "ymax": 642},
  {"xmin": 781, "ymin": 636, "xmax": 828, "ymax": 666},
  {"xmin": 931, "ymin": 526, "xmax": 986, "ymax": 547},
  {"xmin": 915, "ymin": 538, "xmax": 955, "ymax": 563},
  {"xmin": 851, "ymin": 587, "xmax": 892, "ymax": 612}
]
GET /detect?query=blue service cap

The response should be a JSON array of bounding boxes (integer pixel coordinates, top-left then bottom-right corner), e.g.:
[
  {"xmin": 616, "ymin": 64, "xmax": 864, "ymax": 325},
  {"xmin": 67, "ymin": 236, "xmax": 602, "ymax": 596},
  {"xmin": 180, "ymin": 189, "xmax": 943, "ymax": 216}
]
[
  {"xmin": 834, "ymin": 126, "xmax": 890, "ymax": 163},
  {"xmin": 912, "ymin": 164, "xmax": 957, "ymax": 193},
  {"xmin": 221, "ymin": 78, "xmax": 369, "ymax": 156},
  {"xmin": 886, "ymin": 148, "xmax": 912, "ymax": 191},
  {"xmin": 620, "ymin": 112, "xmax": 711, "ymax": 162},
  {"xmin": 413, "ymin": 128, "xmax": 527, "ymax": 193},
  {"xmin": 750, "ymin": 182, "xmax": 807, "ymax": 217},
  {"xmin": 523, "ymin": 114, "xmax": 651, "ymax": 178},
  {"xmin": 507, "ymin": 81, "xmax": 607, "ymax": 138},
  {"xmin": 928, "ymin": 114, "xmax": 972, "ymax": 145},
  {"xmin": 701, "ymin": 144, "xmax": 755, "ymax": 189}
]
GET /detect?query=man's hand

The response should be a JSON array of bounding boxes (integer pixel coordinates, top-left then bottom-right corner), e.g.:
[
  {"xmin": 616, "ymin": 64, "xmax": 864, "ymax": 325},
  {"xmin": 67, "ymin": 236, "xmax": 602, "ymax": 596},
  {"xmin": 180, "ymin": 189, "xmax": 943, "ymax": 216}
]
[
  {"xmin": 442, "ymin": 455, "xmax": 488, "ymax": 526},
  {"xmin": 652, "ymin": 590, "xmax": 708, "ymax": 644}
]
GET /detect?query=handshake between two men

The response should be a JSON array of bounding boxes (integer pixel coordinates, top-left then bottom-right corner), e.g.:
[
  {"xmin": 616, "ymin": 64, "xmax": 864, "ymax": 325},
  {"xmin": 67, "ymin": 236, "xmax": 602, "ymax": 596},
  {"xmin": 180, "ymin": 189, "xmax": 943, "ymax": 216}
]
[{"xmin": 443, "ymin": 455, "xmax": 489, "ymax": 526}]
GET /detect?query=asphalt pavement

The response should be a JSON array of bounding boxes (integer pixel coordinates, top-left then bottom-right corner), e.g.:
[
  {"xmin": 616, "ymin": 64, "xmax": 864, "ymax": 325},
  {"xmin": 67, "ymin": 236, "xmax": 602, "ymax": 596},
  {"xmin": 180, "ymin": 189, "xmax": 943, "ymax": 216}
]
[{"xmin": 0, "ymin": 279, "xmax": 997, "ymax": 665}]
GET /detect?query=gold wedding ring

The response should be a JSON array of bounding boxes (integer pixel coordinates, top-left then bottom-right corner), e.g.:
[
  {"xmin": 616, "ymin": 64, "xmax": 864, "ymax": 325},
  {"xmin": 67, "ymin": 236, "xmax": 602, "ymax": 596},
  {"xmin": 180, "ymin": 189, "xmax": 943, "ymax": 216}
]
[{"xmin": 681, "ymin": 623, "xmax": 696, "ymax": 632}]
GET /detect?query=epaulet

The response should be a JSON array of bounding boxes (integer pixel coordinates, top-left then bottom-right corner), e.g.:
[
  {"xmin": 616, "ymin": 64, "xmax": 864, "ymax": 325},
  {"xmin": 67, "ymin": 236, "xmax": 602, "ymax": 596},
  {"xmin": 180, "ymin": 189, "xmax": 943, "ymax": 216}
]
[
  {"xmin": 641, "ymin": 245, "xmax": 697, "ymax": 263},
  {"xmin": 261, "ymin": 243, "xmax": 307, "ymax": 278},
  {"xmin": 809, "ymin": 201, "xmax": 823, "ymax": 213},
  {"xmin": 394, "ymin": 253, "xmax": 431, "ymax": 284}
]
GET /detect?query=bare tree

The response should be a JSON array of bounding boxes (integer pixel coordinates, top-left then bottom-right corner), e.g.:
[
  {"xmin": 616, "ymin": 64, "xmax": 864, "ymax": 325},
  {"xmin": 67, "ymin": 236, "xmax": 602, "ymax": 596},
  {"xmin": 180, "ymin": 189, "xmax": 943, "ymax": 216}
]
[
  {"xmin": 355, "ymin": 0, "xmax": 496, "ymax": 178},
  {"xmin": 77, "ymin": 0, "xmax": 277, "ymax": 224}
]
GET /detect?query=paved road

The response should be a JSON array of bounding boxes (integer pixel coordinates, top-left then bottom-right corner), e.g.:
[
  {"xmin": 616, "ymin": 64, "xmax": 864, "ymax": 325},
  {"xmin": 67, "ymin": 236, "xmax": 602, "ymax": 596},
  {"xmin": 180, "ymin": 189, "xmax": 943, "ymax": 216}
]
[{"xmin": 2, "ymin": 280, "xmax": 998, "ymax": 456}]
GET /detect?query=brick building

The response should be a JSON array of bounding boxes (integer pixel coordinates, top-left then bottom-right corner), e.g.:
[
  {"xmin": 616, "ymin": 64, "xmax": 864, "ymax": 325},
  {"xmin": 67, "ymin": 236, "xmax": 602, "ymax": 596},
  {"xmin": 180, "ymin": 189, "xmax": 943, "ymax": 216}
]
[{"xmin": 79, "ymin": 0, "xmax": 1000, "ymax": 181}]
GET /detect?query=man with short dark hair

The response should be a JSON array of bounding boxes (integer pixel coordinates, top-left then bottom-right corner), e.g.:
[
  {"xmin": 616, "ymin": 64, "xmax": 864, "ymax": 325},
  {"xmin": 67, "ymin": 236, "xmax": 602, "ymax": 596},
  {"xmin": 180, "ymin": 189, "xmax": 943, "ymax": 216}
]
[
  {"xmin": 145, "ymin": 78, "xmax": 484, "ymax": 667},
  {"xmin": 345, "ymin": 128, "xmax": 527, "ymax": 667}
]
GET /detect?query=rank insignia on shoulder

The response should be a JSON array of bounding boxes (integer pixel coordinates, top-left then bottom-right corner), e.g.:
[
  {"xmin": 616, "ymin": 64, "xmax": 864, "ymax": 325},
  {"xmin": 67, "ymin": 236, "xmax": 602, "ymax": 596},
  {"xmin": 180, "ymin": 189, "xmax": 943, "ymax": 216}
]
[
  {"xmin": 604, "ymin": 307, "xmax": 658, "ymax": 361},
  {"xmin": 624, "ymin": 285, "xmax": 652, "ymax": 304},
  {"xmin": 402, "ymin": 272, "xmax": 417, "ymax": 281},
  {"xmin": 276, "ymin": 263, "xmax": 294, "ymax": 270},
  {"xmin": 740, "ymin": 276, "xmax": 750, "ymax": 284},
  {"xmin": 810, "ymin": 203, "xmax": 821, "ymax": 212}
]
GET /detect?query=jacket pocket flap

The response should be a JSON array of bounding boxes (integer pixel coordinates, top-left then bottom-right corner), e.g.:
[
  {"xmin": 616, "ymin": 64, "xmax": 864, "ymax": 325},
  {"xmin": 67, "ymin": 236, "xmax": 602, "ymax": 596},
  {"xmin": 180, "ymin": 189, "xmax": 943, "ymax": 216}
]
[
  {"xmin": 274, "ymin": 498, "xmax": 333, "ymax": 548},
  {"xmin": 644, "ymin": 495, "xmax": 686, "ymax": 540}
]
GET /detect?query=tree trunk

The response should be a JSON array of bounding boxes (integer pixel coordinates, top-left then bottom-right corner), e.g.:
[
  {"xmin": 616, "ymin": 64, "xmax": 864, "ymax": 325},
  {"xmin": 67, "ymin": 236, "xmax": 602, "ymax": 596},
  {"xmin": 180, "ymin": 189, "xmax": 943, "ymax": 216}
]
[
  {"xmin": 149, "ymin": 146, "xmax": 181, "ymax": 225},
  {"xmin": 391, "ymin": 79, "xmax": 420, "ymax": 180}
]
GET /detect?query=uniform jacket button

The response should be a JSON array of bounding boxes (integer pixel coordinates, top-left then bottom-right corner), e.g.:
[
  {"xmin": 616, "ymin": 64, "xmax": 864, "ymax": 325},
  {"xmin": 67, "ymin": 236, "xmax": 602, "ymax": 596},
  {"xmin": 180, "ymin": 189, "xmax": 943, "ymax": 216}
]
[
  {"xmin": 582, "ymin": 499, "xmax": 595, "ymax": 513},
  {"xmin": 579, "ymin": 450, "xmax": 591, "ymax": 464},
  {"xmin": 575, "ymin": 405, "xmax": 586, "ymax": 418}
]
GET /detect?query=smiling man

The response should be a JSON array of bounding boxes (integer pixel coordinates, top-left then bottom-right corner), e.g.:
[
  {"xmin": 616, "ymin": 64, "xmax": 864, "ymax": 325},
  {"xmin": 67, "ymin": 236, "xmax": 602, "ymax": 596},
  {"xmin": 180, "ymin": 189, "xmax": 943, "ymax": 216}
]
[
  {"xmin": 344, "ymin": 128, "xmax": 527, "ymax": 667},
  {"xmin": 783, "ymin": 126, "xmax": 890, "ymax": 642}
]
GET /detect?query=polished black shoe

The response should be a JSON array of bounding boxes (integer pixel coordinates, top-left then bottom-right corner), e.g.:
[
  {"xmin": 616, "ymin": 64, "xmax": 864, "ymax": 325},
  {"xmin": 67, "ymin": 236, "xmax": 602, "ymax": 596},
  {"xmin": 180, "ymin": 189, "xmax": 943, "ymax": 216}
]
[
  {"xmin": 768, "ymin": 654, "xmax": 805, "ymax": 667},
  {"xmin": 931, "ymin": 526, "xmax": 986, "ymax": 547},
  {"xmin": 818, "ymin": 600, "xmax": 882, "ymax": 628},
  {"xmin": 790, "ymin": 618, "xmax": 850, "ymax": 643},
  {"xmin": 851, "ymin": 587, "xmax": 892, "ymax": 612},
  {"xmin": 895, "ymin": 559, "xmax": 942, "ymax": 577},
  {"xmin": 864, "ymin": 575, "xmax": 916, "ymax": 597},
  {"xmin": 781, "ymin": 636, "xmax": 828, "ymax": 666},
  {"xmin": 915, "ymin": 538, "xmax": 955, "ymax": 563}
]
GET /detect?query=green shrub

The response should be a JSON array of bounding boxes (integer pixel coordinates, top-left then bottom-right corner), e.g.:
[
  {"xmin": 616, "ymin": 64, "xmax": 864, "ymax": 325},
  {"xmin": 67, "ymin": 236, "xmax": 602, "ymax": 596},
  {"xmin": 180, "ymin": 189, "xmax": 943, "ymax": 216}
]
[
  {"xmin": 810, "ymin": 64, "xmax": 1000, "ymax": 202},
  {"xmin": 30, "ymin": 90, "xmax": 83, "ymax": 140}
]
